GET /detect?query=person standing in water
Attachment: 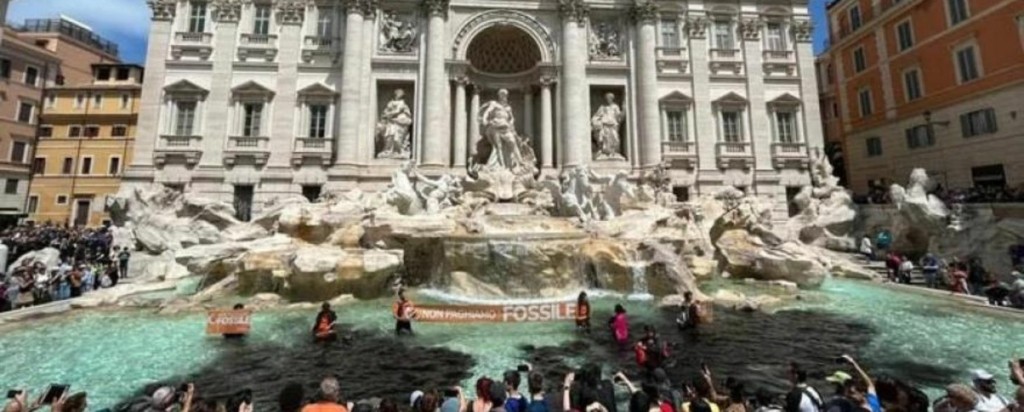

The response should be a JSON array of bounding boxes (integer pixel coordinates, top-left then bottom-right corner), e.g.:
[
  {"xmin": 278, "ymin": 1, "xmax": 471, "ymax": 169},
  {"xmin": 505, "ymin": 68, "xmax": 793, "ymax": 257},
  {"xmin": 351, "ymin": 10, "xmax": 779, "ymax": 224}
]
[
  {"xmin": 576, "ymin": 292, "xmax": 592, "ymax": 334},
  {"xmin": 394, "ymin": 289, "xmax": 415, "ymax": 336},
  {"xmin": 312, "ymin": 302, "xmax": 338, "ymax": 342},
  {"xmin": 608, "ymin": 304, "xmax": 629, "ymax": 351},
  {"xmin": 676, "ymin": 292, "xmax": 702, "ymax": 330}
]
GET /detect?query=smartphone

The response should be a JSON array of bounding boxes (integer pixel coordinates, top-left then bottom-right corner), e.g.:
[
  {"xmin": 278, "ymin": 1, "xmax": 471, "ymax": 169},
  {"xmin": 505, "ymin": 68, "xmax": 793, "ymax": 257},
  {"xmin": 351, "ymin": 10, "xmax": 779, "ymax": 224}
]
[
  {"xmin": 517, "ymin": 364, "xmax": 530, "ymax": 373},
  {"xmin": 6, "ymin": 390, "xmax": 21, "ymax": 399},
  {"xmin": 42, "ymin": 384, "xmax": 69, "ymax": 404}
]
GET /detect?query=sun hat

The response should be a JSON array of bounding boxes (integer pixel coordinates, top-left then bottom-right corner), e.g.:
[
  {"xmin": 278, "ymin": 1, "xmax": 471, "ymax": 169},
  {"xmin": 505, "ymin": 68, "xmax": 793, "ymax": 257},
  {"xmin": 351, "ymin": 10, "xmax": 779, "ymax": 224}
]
[
  {"xmin": 971, "ymin": 369, "xmax": 995, "ymax": 381},
  {"xmin": 825, "ymin": 371, "xmax": 853, "ymax": 384}
]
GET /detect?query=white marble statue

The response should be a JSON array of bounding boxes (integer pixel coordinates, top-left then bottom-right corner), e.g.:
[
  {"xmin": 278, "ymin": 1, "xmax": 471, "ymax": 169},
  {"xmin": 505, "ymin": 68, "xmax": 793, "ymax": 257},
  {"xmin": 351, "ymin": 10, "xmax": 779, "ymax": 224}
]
[
  {"xmin": 589, "ymin": 22, "xmax": 621, "ymax": 59},
  {"xmin": 385, "ymin": 161, "xmax": 423, "ymax": 214},
  {"xmin": 378, "ymin": 12, "xmax": 417, "ymax": 53},
  {"xmin": 415, "ymin": 172, "xmax": 463, "ymax": 214},
  {"xmin": 591, "ymin": 92, "xmax": 625, "ymax": 160},
  {"xmin": 479, "ymin": 89, "xmax": 526, "ymax": 172},
  {"xmin": 376, "ymin": 89, "xmax": 413, "ymax": 159},
  {"xmin": 384, "ymin": 160, "xmax": 463, "ymax": 215}
]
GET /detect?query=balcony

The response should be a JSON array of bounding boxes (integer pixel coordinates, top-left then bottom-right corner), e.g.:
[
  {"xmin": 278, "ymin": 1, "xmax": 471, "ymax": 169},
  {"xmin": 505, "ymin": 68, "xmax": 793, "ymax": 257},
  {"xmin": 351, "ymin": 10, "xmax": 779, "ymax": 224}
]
[
  {"xmin": 238, "ymin": 33, "xmax": 278, "ymax": 62},
  {"xmin": 655, "ymin": 47, "xmax": 689, "ymax": 74},
  {"xmin": 171, "ymin": 32, "xmax": 213, "ymax": 61},
  {"xmin": 709, "ymin": 48, "xmax": 743, "ymax": 75},
  {"xmin": 291, "ymin": 137, "xmax": 333, "ymax": 167},
  {"xmin": 715, "ymin": 141, "xmax": 754, "ymax": 169},
  {"xmin": 770, "ymin": 141, "xmax": 810, "ymax": 169},
  {"xmin": 302, "ymin": 36, "xmax": 336, "ymax": 63},
  {"xmin": 224, "ymin": 136, "xmax": 270, "ymax": 166},
  {"xmin": 154, "ymin": 134, "xmax": 202, "ymax": 166},
  {"xmin": 662, "ymin": 140, "xmax": 696, "ymax": 169},
  {"xmin": 762, "ymin": 50, "xmax": 798, "ymax": 77}
]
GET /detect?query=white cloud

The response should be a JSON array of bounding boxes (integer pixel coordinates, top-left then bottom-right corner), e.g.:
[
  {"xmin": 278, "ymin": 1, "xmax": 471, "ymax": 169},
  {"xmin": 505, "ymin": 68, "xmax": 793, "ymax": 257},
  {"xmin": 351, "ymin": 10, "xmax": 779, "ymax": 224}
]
[{"xmin": 8, "ymin": 0, "xmax": 150, "ymax": 41}]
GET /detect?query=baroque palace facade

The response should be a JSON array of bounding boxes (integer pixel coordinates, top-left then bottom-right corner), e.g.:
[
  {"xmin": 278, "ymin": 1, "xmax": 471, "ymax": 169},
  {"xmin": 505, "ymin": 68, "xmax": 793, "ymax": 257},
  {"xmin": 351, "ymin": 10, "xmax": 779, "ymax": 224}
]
[{"xmin": 129, "ymin": 0, "xmax": 822, "ymax": 220}]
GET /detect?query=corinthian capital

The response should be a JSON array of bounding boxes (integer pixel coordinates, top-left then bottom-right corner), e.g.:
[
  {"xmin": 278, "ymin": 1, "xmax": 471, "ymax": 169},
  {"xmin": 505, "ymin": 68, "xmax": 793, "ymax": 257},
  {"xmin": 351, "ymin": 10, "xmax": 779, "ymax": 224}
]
[
  {"xmin": 212, "ymin": 0, "xmax": 242, "ymax": 23},
  {"xmin": 791, "ymin": 18, "xmax": 813, "ymax": 43},
  {"xmin": 362, "ymin": 0, "xmax": 379, "ymax": 18},
  {"xmin": 559, "ymin": 0, "xmax": 589, "ymax": 26},
  {"xmin": 423, "ymin": 0, "xmax": 450, "ymax": 18},
  {"xmin": 277, "ymin": 0, "xmax": 309, "ymax": 25},
  {"xmin": 147, "ymin": 0, "xmax": 176, "ymax": 21},
  {"xmin": 631, "ymin": 1, "xmax": 659, "ymax": 24},
  {"xmin": 739, "ymin": 17, "xmax": 763, "ymax": 40}
]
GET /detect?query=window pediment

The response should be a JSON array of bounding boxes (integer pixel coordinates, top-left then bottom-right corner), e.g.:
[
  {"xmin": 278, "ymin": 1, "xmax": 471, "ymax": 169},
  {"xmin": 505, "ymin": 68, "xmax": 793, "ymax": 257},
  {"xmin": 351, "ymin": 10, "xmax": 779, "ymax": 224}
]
[
  {"xmin": 713, "ymin": 91, "xmax": 747, "ymax": 108},
  {"xmin": 767, "ymin": 92, "xmax": 801, "ymax": 108},
  {"xmin": 232, "ymin": 80, "xmax": 275, "ymax": 100},
  {"xmin": 164, "ymin": 79, "xmax": 209, "ymax": 99},
  {"xmin": 659, "ymin": 91, "xmax": 693, "ymax": 108},
  {"xmin": 297, "ymin": 82, "xmax": 339, "ymax": 102}
]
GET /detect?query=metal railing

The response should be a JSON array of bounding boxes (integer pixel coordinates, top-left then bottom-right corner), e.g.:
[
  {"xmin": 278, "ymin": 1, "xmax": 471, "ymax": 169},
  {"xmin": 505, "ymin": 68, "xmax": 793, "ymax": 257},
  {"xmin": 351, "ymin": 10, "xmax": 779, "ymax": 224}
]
[
  {"xmin": 17, "ymin": 18, "xmax": 119, "ymax": 56},
  {"xmin": 241, "ymin": 33, "xmax": 277, "ymax": 46}
]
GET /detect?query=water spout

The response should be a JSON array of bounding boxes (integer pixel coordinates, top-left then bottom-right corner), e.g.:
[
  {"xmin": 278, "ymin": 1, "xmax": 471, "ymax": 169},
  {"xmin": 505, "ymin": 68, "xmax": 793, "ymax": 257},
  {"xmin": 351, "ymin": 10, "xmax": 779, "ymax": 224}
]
[{"xmin": 627, "ymin": 262, "xmax": 653, "ymax": 301}]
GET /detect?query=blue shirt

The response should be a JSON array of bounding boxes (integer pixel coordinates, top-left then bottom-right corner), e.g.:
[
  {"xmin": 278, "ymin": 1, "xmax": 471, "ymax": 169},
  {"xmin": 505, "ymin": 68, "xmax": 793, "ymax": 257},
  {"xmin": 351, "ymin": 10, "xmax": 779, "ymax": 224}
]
[{"xmin": 866, "ymin": 393, "xmax": 881, "ymax": 412}]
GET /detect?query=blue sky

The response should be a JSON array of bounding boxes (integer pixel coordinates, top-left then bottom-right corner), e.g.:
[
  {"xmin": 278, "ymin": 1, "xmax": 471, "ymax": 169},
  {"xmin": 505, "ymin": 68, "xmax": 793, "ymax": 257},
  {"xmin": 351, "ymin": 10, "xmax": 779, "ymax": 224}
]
[{"xmin": 8, "ymin": 0, "xmax": 831, "ymax": 64}]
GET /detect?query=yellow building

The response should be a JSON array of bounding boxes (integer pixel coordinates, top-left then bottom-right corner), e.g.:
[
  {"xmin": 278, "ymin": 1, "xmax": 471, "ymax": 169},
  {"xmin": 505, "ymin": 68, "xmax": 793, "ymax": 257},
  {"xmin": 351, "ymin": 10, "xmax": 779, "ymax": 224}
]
[{"xmin": 27, "ymin": 64, "xmax": 142, "ymax": 226}]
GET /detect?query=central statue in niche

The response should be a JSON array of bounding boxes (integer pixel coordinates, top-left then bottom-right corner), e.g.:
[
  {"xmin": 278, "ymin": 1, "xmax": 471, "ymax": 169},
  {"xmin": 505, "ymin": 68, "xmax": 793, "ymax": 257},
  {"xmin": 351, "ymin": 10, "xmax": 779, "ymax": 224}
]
[
  {"xmin": 467, "ymin": 88, "xmax": 538, "ymax": 201},
  {"xmin": 479, "ymin": 89, "xmax": 525, "ymax": 171},
  {"xmin": 591, "ymin": 92, "xmax": 625, "ymax": 160}
]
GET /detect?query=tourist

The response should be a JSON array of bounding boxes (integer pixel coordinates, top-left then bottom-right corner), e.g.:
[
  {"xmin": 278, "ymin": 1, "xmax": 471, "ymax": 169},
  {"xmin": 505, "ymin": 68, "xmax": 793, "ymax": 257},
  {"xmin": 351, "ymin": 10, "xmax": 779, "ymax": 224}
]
[
  {"xmin": 971, "ymin": 370, "xmax": 1011, "ymax": 412},
  {"xmin": 752, "ymin": 389, "xmax": 783, "ymax": 412},
  {"xmin": 3, "ymin": 389, "xmax": 41, "ymax": 412},
  {"xmin": 921, "ymin": 254, "xmax": 940, "ymax": 289},
  {"xmin": 469, "ymin": 378, "xmax": 495, "ymax": 412},
  {"xmin": 682, "ymin": 374, "xmax": 721, "ymax": 412},
  {"xmin": 504, "ymin": 370, "xmax": 529, "ymax": 412},
  {"xmin": 117, "ymin": 246, "xmax": 131, "ymax": 279},
  {"xmin": 898, "ymin": 257, "xmax": 915, "ymax": 284},
  {"xmin": 835, "ymin": 355, "xmax": 881, "ymax": 412},
  {"xmin": 312, "ymin": 303, "xmax": 338, "ymax": 342},
  {"xmin": 859, "ymin": 236, "xmax": 873, "ymax": 260},
  {"xmin": 80, "ymin": 265, "xmax": 95, "ymax": 294},
  {"xmin": 394, "ymin": 289, "xmax": 415, "ymax": 336},
  {"xmin": 951, "ymin": 263, "xmax": 971, "ymax": 295},
  {"xmin": 224, "ymin": 303, "xmax": 248, "ymax": 340},
  {"xmin": 527, "ymin": 372, "xmax": 550, "ymax": 412},
  {"xmin": 609, "ymin": 304, "xmax": 630, "ymax": 351},
  {"xmin": 651, "ymin": 369, "xmax": 682, "ymax": 412},
  {"xmin": 823, "ymin": 371, "xmax": 854, "ymax": 410},
  {"xmin": 935, "ymin": 384, "xmax": 978, "ymax": 412},
  {"xmin": 635, "ymin": 326, "xmax": 669, "ymax": 375},
  {"xmin": 1009, "ymin": 272, "xmax": 1024, "ymax": 309},
  {"xmin": 885, "ymin": 253, "xmax": 901, "ymax": 282},
  {"xmin": 302, "ymin": 376, "xmax": 348, "ymax": 412},
  {"xmin": 612, "ymin": 372, "xmax": 663, "ymax": 412},
  {"xmin": 785, "ymin": 363, "xmax": 823, "ymax": 412},
  {"xmin": 15, "ymin": 271, "xmax": 34, "ymax": 309},
  {"xmin": 278, "ymin": 382, "xmax": 307, "ymax": 412},
  {"xmin": 379, "ymin": 398, "xmax": 400, "ymax": 412},
  {"xmin": 968, "ymin": 258, "xmax": 988, "ymax": 297},
  {"xmin": 53, "ymin": 392, "xmax": 88, "ymax": 412},
  {"xmin": 146, "ymin": 386, "xmax": 181, "ymax": 412},
  {"xmin": 69, "ymin": 265, "xmax": 83, "ymax": 298},
  {"xmin": 576, "ymin": 292, "xmax": 592, "ymax": 334},
  {"xmin": 490, "ymin": 380, "xmax": 509, "ymax": 412},
  {"xmin": 676, "ymin": 292, "xmax": 701, "ymax": 330}
]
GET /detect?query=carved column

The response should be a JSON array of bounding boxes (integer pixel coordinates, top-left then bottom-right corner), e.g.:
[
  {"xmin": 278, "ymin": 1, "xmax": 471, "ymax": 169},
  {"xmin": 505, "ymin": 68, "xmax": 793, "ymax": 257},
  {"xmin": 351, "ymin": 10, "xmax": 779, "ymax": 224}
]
[
  {"xmin": 468, "ymin": 86, "xmax": 481, "ymax": 159},
  {"xmin": 540, "ymin": 77, "xmax": 555, "ymax": 168},
  {"xmin": 132, "ymin": 0, "xmax": 177, "ymax": 171},
  {"xmin": 199, "ymin": 0, "xmax": 242, "ymax": 168},
  {"xmin": 335, "ymin": 0, "xmax": 366, "ymax": 166},
  {"xmin": 268, "ymin": 0, "xmax": 303, "ymax": 168},
  {"xmin": 453, "ymin": 76, "xmax": 469, "ymax": 167},
  {"xmin": 633, "ymin": 1, "xmax": 661, "ymax": 168},
  {"xmin": 793, "ymin": 18, "xmax": 823, "ymax": 151},
  {"xmin": 523, "ymin": 86, "xmax": 534, "ymax": 139},
  {"xmin": 421, "ymin": 0, "xmax": 450, "ymax": 167},
  {"xmin": 559, "ymin": 0, "xmax": 589, "ymax": 168}
]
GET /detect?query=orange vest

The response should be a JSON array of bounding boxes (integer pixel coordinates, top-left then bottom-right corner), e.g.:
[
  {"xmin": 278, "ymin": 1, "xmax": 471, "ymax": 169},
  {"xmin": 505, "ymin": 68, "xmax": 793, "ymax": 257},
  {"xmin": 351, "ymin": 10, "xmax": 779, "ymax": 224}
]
[{"xmin": 576, "ymin": 302, "xmax": 590, "ymax": 320}]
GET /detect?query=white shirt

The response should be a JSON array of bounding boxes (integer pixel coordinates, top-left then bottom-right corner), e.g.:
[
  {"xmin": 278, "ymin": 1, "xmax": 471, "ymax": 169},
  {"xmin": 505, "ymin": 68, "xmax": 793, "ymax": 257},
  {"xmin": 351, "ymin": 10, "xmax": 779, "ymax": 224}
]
[
  {"xmin": 796, "ymin": 384, "xmax": 823, "ymax": 412},
  {"xmin": 973, "ymin": 389, "xmax": 1009, "ymax": 412},
  {"xmin": 900, "ymin": 261, "xmax": 914, "ymax": 271}
]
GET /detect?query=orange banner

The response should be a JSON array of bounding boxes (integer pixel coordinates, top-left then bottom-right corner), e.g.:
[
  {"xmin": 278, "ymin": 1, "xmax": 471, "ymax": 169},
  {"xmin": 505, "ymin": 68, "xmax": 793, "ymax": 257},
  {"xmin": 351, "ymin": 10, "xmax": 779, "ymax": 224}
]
[
  {"xmin": 414, "ymin": 302, "xmax": 579, "ymax": 323},
  {"xmin": 206, "ymin": 309, "xmax": 252, "ymax": 335}
]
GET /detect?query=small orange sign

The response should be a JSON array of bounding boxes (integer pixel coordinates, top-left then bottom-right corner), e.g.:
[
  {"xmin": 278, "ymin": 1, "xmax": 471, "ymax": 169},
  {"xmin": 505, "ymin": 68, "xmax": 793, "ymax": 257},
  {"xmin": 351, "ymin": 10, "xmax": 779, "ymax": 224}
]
[
  {"xmin": 414, "ymin": 302, "xmax": 578, "ymax": 323},
  {"xmin": 206, "ymin": 309, "xmax": 252, "ymax": 335}
]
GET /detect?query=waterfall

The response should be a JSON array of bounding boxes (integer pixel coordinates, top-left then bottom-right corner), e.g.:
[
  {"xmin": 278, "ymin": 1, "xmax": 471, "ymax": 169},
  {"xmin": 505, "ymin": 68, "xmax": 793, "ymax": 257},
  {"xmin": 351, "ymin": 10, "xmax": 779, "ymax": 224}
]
[{"xmin": 627, "ymin": 262, "xmax": 654, "ymax": 301}]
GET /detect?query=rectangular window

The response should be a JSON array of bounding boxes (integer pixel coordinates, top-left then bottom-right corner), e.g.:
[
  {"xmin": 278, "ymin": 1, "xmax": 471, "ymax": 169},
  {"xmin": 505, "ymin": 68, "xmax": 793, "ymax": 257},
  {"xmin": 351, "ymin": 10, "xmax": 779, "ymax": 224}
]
[
  {"xmin": 308, "ymin": 104, "xmax": 328, "ymax": 138},
  {"xmin": 189, "ymin": 1, "xmax": 207, "ymax": 33},
  {"xmin": 904, "ymin": 68, "xmax": 922, "ymax": 101},
  {"xmin": 17, "ymin": 102, "xmax": 34, "ymax": 123},
  {"xmin": 317, "ymin": 9, "xmax": 334, "ymax": 38},
  {"xmin": 866, "ymin": 137, "xmax": 883, "ymax": 157},
  {"xmin": 849, "ymin": 6, "xmax": 862, "ymax": 30},
  {"xmin": 764, "ymin": 23, "xmax": 787, "ymax": 51},
  {"xmin": 56, "ymin": 195, "xmax": 68, "ymax": 205},
  {"xmin": 11, "ymin": 141, "xmax": 27, "ymax": 163},
  {"xmin": 0, "ymin": 59, "xmax": 10, "ymax": 79},
  {"xmin": 61, "ymin": 157, "xmax": 73, "ymax": 175},
  {"xmin": 896, "ymin": 21, "xmax": 914, "ymax": 51},
  {"xmin": 92, "ymin": 94, "xmax": 102, "ymax": 108},
  {"xmin": 108, "ymin": 157, "xmax": 121, "ymax": 175},
  {"xmin": 243, "ymin": 103, "xmax": 264, "ymax": 137},
  {"xmin": 75, "ymin": 94, "xmax": 86, "ymax": 109},
  {"xmin": 24, "ymin": 66, "xmax": 39, "ymax": 86},
  {"xmin": 960, "ymin": 108, "xmax": 998, "ymax": 138},
  {"xmin": 175, "ymin": 101, "xmax": 197, "ymax": 135},
  {"xmin": 32, "ymin": 158, "xmax": 45, "ymax": 175},
  {"xmin": 84, "ymin": 126, "xmax": 99, "ymax": 138},
  {"xmin": 45, "ymin": 94, "xmax": 56, "ymax": 109},
  {"xmin": 776, "ymin": 112, "xmax": 796, "ymax": 143},
  {"xmin": 116, "ymin": 68, "xmax": 130, "ymax": 80},
  {"xmin": 905, "ymin": 125, "xmax": 935, "ymax": 149},
  {"xmin": 853, "ymin": 48, "xmax": 866, "ymax": 72},
  {"xmin": 722, "ymin": 111, "xmax": 742, "ymax": 142},
  {"xmin": 39, "ymin": 125, "xmax": 53, "ymax": 138},
  {"xmin": 4, "ymin": 179, "xmax": 18, "ymax": 195},
  {"xmin": 27, "ymin": 195, "xmax": 38, "ymax": 213},
  {"xmin": 97, "ymin": 67, "xmax": 111, "ymax": 81},
  {"xmin": 858, "ymin": 89, "xmax": 873, "ymax": 117},
  {"xmin": 112, "ymin": 125, "xmax": 128, "ymax": 137},
  {"xmin": 955, "ymin": 45, "xmax": 980, "ymax": 83},
  {"xmin": 714, "ymin": 20, "xmax": 734, "ymax": 49},
  {"xmin": 948, "ymin": 0, "xmax": 968, "ymax": 25},
  {"xmin": 69, "ymin": 125, "xmax": 82, "ymax": 138},
  {"xmin": 120, "ymin": 94, "xmax": 130, "ymax": 109},
  {"xmin": 666, "ymin": 111, "xmax": 686, "ymax": 142},
  {"xmin": 253, "ymin": 5, "xmax": 272, "ymax": 35},
  {"xmin": 660, "ymin": 18, "xmax": 680, "ymax": 49},
  {"xmin": 80, "ymin": 157, "xmax": 93, "ymax": 175}
]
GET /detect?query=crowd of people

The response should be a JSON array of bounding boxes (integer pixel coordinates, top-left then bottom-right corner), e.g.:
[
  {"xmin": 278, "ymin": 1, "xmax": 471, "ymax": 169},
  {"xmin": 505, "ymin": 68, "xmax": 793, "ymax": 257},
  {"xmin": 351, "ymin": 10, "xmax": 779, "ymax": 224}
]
[{"xmin": 0, "ymin": 222, "xmax": 130, "ymax": 312}]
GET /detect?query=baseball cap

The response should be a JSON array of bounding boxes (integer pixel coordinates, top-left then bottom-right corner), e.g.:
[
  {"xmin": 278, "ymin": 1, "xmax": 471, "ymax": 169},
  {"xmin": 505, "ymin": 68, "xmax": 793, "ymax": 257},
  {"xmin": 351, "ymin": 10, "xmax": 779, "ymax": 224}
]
[
  {"xmin": 410, "ymin": 390, "xmax": 424, "ymax": 408},
  {"xmin": 151, "ymin": 386, "xmax": 176, "ymax": 409},
  {"xmin": 825, "ymin": 371, "xmax": 853, "ymax": 384},
  {"xmin": 971, "ymin": 369, "xmax": 995, "ymax": 381}
]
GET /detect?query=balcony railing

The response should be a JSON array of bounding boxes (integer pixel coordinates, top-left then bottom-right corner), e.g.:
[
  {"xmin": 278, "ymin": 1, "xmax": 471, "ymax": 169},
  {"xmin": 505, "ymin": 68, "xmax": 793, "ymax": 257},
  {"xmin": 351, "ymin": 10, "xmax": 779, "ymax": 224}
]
[
  {"xmin": 240, "ymin": 33, "xmax": 277, "ymax": 46},
  {"xmin": 175, "ymin": 31, "xmax": 212, "ymax": 44},
  {"xmin": 304, "ymin": 36, "xmax": 333, "ymax": 48},
  {"xmin": 228, "ymin": 135, "xmax": 269, "ymax": 150},
  {"xmin": 662, "ymin": 140, "xmax": 695, "ymax": 155},
  {"xmin": 295, "ymin": 137, "xmax": 332, "ymax": 151},
  {"xmin": 717, "ymin": 141, "xmax": 750, "ymax": 154},
  {"xmin": 656, "ymin": 46, "xmax": 686, "ymax": 58},
  {"xmin": 709, "ymin": 48, "xmax": 741, "ymax": 60},
  {"xmin": 159, "ymin": 134, "xmax": 200, "ymax": 148},
  {"xmin": 762, "ymin": 50, "xmax": 794, "ymax": 61},
  {"xmin": 772, "ymin": 141, "xmax": 805, "ymax": 155},
  {"xmin": 715, "ymin": 141, "xmax": 753, "ymax": 169},
  {"xmin": 770, "ymin": 141, "xmax": 809, "ymax": 168},
  {"xmin": 155, "ymin": 135, "xmax": 202, "ymax": 165}
]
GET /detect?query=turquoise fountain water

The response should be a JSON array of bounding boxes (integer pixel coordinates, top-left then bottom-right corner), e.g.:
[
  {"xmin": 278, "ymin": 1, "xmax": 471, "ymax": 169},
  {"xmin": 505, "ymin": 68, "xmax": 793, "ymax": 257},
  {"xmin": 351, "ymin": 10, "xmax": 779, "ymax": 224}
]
[{"xmin": 0, "ymin": 279, "xmax": 1021, "ymax": 409}]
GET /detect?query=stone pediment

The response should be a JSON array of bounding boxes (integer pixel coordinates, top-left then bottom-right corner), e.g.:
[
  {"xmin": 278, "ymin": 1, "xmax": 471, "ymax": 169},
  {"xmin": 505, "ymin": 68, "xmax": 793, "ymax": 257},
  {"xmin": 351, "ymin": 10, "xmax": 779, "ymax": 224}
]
[
  {"xmin": 659, "ymin": 91, "xmax": 693, "ymax": 107},
  {"xmin": 713, "ymin": 91, "xmax": 748, "ymax": 107},
  {"xmin": 231, "ymin": 80, "xmax": 275, "ymax": 98},
  {"xmin": 164, "ymin": 79, "xmax": 209, "ymax": 98},
  {"xmin": 768, "ymin": 92, "xmax": 802, "ymax": 107},
  {"xmin": 297, "ymin": 82, "xmax": 339, "ymax": 97}
]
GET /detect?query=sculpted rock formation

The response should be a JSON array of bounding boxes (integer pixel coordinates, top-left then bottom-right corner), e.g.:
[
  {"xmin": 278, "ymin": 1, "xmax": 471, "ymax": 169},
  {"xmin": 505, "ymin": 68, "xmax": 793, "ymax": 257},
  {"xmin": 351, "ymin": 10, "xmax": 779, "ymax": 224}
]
[{"xmin": 783, "ymin": 149, "xmax": 857, "ymax": 249}]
